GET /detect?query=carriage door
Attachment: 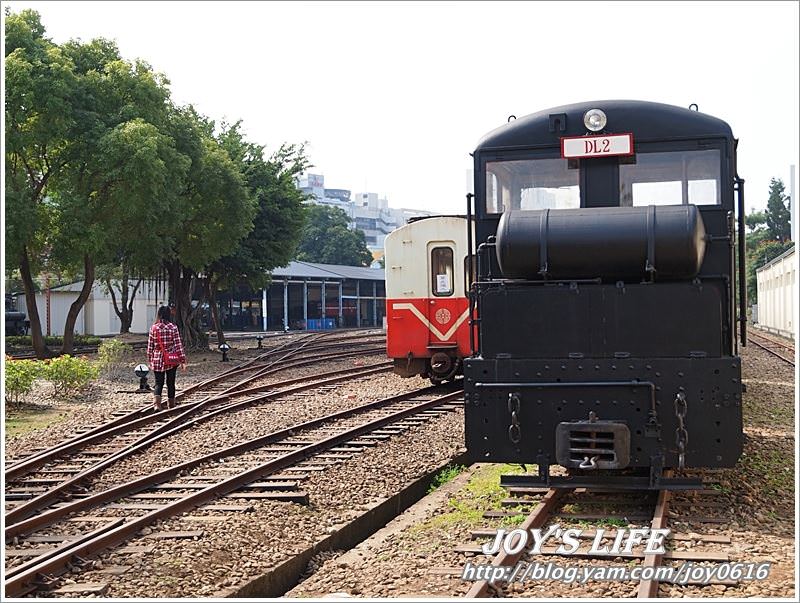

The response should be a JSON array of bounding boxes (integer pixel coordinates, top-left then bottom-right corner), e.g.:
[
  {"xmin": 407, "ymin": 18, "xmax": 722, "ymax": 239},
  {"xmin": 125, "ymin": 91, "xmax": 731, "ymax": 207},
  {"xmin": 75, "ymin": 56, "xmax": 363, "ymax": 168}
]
[{"xmin": 427, "ymin": 243, "xmax": 456, "ymax": 346}]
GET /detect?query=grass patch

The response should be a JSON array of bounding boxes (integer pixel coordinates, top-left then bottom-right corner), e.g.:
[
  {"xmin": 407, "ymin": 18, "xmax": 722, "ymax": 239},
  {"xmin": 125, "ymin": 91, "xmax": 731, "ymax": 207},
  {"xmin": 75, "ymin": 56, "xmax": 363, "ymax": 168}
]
[
  {"xmin": 571, "ymin": 516, "xmax": 629, "ymax": 528},
  {"xmin": 412, "ymin": 463, "xmax": 528, "ymax": 534},
  {"xmin": 740, "ymin": 448, "xmax": 794, "ymax": 496},
  {"xmin": 427, "ymin": 464, "xmax": 466, "ymax": 493},
  {"xmin": 5, "ymin": 405, "xmax": 68, "ymax": 438},
  {"xmin": 499, "ymin": 512, "xmax": 528, "ymax": 527},
  {"xmin": 709, "ymin": 482, "xmax": 732, "ymax": 495}
]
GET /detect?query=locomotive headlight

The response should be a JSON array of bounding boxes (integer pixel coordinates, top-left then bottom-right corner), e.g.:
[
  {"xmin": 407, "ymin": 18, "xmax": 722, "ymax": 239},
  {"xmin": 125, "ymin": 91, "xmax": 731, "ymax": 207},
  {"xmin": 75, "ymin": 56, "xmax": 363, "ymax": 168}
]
[{"xmin": 583, "ymin": 109, "xmax": 607, "ymax": 132}]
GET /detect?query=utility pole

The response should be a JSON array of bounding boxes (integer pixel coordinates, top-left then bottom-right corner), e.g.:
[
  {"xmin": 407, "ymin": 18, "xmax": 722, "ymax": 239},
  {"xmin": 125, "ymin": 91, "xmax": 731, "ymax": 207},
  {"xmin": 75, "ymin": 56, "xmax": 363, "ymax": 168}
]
[{"xmin": 45, "ymin": 273, "xmax": 51, "ymax": 337}]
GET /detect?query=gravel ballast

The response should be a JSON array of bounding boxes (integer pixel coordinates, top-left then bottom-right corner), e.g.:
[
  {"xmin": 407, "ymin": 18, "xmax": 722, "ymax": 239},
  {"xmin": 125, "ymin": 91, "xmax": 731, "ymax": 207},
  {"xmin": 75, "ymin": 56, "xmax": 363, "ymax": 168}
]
[
  {"xmin": 32, "ymin": 403, "xmax": 465, "ymax": 597},
  {"xmin": 287, "ymin": 343, "xmax": 796, "ymax": 599}
]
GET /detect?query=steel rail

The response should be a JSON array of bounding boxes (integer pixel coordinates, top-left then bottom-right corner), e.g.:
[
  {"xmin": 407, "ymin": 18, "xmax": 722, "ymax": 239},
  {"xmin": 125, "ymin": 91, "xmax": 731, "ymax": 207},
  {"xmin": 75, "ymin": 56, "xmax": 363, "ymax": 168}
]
[
  {"xmin": 463, "ymin": 480, "xmax": 680, "ymax": 598},
  {"xmin": 637, "ymin": 473, "xmax": 673, "ymax": 597},
  {"xmin": 4, "ymin": 334, "xmax": 318, "ymax": 474},
  {"xmin": 4, "ymin": 518, "xmax": 125, "ymax": 580},
  {"xmin": 7, "ymin": 347, "xmax": 385, "ymax": 484},
  {"xmin": 6, "ymin": 379, "xmax": 452, "ymax": 540},
  {"xmin": 5, "ymin": 336, "xmax": 382, "ymax": 479},
  {"xmin": 4, "ymin": 361, "xmax": 391, "ymax": 526},
  {"xmin": 4, "ymin": 389, "xmax": 463, "ymax": 596},
  {"xmin": 748, "ymin": 330, "xmax": 795, "ymax": 354},
  {"xmin": 464, "ymin": 489, "xmax": 568, "ymax": 597},
  {"xmin": 748, "ymin": 333, "xmax": 795, "ymax": 366}
]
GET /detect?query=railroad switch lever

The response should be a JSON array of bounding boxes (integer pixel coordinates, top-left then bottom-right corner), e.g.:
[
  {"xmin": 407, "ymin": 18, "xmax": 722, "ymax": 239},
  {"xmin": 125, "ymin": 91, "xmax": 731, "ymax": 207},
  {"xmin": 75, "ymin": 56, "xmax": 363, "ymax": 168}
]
[
  {"xmin": 256, "ymin": 335, "xmax": 264, "ymax": 349},
  {"xmin": 134, "ymin": 364, "xmax": 151, "ymax": 393},
  {"xmin": 219, "ymin": 343, "xmax": 231, "ymax": 362}
]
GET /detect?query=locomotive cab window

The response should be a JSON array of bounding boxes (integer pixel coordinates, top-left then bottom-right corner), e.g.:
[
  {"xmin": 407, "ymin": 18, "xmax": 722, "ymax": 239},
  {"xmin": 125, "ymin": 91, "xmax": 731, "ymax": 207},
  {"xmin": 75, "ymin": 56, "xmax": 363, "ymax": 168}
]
[
  {"xmin": 431, "ymin": 247, "xmax": 454, "ymax": 297},
  {"xmin": 486, "ymin": 157, "xmax": 580, "ymax": 214},
  {"xmin": 619, "ymin": 149, "xmax": 721, "ymax": 207}
]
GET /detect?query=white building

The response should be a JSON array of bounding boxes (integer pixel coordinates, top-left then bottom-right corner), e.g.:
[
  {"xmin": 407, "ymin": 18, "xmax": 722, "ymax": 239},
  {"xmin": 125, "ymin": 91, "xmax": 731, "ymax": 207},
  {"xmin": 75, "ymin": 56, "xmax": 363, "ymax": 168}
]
[
  {"xmin": 16, "ymin": 280, "xmax": 166, "ymax": 336},
  {"xmin": 755, "ymin": 245, "xmax": 796, "ymax": 339},
  {"xmin": 296, "ymin": 173, "xmax": 434, "ymax": 252}
]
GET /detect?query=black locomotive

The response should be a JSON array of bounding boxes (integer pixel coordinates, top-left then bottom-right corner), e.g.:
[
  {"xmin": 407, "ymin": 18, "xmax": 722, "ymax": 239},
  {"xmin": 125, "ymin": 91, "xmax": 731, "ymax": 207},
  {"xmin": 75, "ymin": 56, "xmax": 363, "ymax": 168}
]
[{"xmin": 464, "ymin": 100, "xmax": 746, "ymax": 490}]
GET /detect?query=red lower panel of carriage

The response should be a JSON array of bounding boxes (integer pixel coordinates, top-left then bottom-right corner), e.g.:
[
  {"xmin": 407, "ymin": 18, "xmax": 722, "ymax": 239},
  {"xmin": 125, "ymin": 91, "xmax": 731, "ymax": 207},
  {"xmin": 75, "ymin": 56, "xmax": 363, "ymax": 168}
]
[{"xmin": 386, "ymin": 297, "xmax": 471, "ymax": 359}]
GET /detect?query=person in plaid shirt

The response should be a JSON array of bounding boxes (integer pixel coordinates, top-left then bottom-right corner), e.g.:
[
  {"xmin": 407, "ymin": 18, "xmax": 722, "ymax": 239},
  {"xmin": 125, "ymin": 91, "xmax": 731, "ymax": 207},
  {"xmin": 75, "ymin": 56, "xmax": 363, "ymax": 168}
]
[{"xmin": 147, "ymin": 306, "xmax": 187, "ymax": 411}]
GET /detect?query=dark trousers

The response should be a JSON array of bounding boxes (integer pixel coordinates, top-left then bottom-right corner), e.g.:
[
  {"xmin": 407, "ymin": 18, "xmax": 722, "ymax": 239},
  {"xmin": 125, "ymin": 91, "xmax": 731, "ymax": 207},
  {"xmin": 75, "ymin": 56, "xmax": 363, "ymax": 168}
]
[{"xmin": 154, "ymin": 367, "xmax": 177, "ymax": 398}]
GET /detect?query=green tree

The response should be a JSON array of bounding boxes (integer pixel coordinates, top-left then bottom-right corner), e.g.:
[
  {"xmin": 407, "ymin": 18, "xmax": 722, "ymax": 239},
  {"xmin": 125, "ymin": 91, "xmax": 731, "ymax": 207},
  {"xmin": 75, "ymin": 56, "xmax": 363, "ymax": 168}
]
[
  {"xmin": 5, "ymin": 10, "xmax": 186, "ymax": 355},
  {"xmin": 296, "ymin": 205, "xmax": 374, "ymax": 267},
  {"xmin": 745, "ymin": 210, "xmax": 766, "ymax": 233},
  {"xmin": 162, "ymin": 107, "xmax": 255, "ymax": 349},
  {"xmin": 765, "ymin": 178, "xmax": 791, "ymax": 242},
  {"xmin": 5, "ymin": 9, "xmax": 77, "ymax": 357},
  {"xmin": 50, "ymin": 42, "xmax": 185, "ymax": 353},
  {"xmin": 743, "ymin": 187, "xmax": 793, "ymax": 304},
  {"xmin": 205, "ymin": 124, "xmax": 309, "ymax": 344}
]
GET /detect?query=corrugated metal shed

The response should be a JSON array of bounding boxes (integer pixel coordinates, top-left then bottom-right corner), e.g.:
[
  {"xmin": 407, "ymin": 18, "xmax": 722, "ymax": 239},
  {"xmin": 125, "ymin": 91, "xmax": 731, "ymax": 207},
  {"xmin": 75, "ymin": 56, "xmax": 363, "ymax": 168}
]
[{"xmin": 271, "ymin": 260, "xmax": 385, "ymax": 281}]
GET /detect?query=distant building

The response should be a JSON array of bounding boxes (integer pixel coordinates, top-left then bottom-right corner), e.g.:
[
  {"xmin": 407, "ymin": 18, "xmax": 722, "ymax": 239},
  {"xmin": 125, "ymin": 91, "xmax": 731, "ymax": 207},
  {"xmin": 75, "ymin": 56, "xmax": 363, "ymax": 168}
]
[
  {"xmin": 14, "ymin": 260, "xmax": 387, "ymax": 336},
  {"xmin": 219, "ymin": 260, "xmax": 385, "ymax": 332},
  {"xmin": 295, "ymin": 173, "xmax": 434, "ymax": 252},
  {"xmin": 15, "ymin": 280, "xmax": 166, "ymax": 336},
  {"xmin": 755, "ymin": 245, "xmax": 796, "ymax": 339}
]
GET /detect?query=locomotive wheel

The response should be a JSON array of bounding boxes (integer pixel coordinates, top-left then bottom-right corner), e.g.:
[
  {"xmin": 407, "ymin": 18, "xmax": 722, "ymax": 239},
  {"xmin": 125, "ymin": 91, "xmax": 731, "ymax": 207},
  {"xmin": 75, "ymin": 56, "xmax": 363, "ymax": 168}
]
[{"xmin": 429, "ymin": 352, "xmax": 460, "ymax": 383}]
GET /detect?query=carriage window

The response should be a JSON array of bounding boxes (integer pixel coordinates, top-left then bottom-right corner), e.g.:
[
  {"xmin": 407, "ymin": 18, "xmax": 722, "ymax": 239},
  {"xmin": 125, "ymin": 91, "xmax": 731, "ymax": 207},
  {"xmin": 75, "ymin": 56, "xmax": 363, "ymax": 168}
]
[
  {"xmin": 431, "ymin": 247, "xmax": 454, "ymax": 297},
  {"xmin": 486, "ymin": 158, "xmax": 579, "ymax": 213},
  {"xmin": 619, "ymin": 149, "xmax": 720, "ymax": 207}
]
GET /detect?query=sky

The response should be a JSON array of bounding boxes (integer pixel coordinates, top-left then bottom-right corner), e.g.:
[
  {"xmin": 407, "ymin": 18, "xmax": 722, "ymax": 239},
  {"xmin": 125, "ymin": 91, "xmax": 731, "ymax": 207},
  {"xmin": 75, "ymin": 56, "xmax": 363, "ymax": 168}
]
[{"xmin": 4, "ymin": 0, "xmax": 799, "ymax": 215}]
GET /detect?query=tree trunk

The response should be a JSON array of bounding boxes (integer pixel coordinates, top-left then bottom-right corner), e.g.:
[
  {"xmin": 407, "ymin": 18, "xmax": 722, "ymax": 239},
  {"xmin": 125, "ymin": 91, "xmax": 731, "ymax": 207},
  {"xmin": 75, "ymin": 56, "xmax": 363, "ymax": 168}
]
[
  {"xmin": 206, "ymin": 278, "xmax": 226, "ymax": 346},
  {"xmin": 167, "ymin": 261, "xmax": 207, "ymax": 350},
  {"xmin": 107, "ymin": 268, "xmax": 143, "ymax": 333},
  {"xmin": 19, "ymin": 246, "xmax": 53, "ymax": 359},
  {"xmin": 124, "ymin": 278, "xmax": 142, "ymax": 333},
  {"xmin": 60, "ymin": 254, "xmax": 95, "ymax": 355}
]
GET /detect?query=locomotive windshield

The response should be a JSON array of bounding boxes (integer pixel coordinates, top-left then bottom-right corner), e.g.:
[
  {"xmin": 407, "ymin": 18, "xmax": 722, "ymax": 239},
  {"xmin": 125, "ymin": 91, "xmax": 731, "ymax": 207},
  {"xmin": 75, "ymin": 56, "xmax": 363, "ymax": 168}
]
[
  {"xmin": 484, "ymin": 148, "xmax": 721, "ymax": 213},
  {"xmin": 486, "ymin": 157, "xmax": 579, "ymax": 213},
  {"xmin": 619, "ymin": 149, "xmax": 720, "ymax": 206}
]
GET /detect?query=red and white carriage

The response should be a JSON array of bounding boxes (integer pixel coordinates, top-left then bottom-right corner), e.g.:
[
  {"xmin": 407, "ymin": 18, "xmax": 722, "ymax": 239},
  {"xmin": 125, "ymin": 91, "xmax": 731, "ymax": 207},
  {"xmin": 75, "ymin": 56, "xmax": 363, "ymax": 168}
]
[{"xmin": 384, "ymin": 216, "xmax": 471, "ymax": 383}]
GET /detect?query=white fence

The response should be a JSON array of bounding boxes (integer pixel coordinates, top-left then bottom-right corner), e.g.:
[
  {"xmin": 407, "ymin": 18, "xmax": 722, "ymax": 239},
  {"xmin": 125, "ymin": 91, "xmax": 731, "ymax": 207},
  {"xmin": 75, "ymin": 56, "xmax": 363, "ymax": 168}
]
[{"xmin": 755, "ymin": 246, "xmax": 796, "ymax": 339}]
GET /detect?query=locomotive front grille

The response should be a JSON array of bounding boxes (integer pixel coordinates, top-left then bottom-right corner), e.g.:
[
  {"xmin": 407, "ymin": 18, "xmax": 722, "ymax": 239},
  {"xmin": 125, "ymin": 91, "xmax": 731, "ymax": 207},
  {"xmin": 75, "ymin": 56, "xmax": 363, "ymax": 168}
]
[{"xmin": 556, "ymin": 422, "xmax": 630, "ymax": 469}]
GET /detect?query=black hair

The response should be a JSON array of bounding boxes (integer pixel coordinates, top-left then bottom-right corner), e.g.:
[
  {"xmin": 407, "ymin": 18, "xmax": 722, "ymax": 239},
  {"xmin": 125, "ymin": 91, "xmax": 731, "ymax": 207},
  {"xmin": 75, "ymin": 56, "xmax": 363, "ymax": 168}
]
[{"xmin": 157, "ymin": 305, "xmax": 172, "ymax": 323}]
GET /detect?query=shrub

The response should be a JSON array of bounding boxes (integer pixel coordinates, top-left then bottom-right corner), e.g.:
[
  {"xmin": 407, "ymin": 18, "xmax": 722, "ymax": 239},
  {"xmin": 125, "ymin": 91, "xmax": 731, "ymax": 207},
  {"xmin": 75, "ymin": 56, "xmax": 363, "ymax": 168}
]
[
  {"xmin": 42, "ymin": 355, "xmax": 99, "ymax": 397},
  {"xmin": 4, "ymin": 359, "xmax": 43, "ymax": 406},
  {"xmin": 4, "ymin": 335, "xmax": 103, "ymax": 347},
  {"xmin": 96, "ymin": 339, "xmax": 134, "ymax": 380}
]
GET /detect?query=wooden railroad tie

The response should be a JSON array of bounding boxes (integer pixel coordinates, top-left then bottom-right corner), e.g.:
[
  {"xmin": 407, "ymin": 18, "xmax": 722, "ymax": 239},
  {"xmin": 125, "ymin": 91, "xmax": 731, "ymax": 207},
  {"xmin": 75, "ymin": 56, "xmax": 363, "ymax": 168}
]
[
  {"xmin": 52, "ymin": 582, "xmax": 109, "ymax": 595},
  {"xmin": 225, "ymin": 491, "xmax": 309, "ymax": 504}
]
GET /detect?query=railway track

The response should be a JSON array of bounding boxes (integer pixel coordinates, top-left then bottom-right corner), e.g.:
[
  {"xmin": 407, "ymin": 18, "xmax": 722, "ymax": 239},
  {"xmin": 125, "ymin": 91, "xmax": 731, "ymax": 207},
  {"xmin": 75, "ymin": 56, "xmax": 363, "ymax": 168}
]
[
  {"xmin": 748, "ymin": 330, "xmax": 795, "ymax": 366},
  {"xmin": 4, "ymin": 384, "xmax": 463, "ymax": 597},
  {"xmin": 4, "ymin": 333, "xmax": 389, "ymax": 524},
  {"xmin": 459, "ymin": 474, "xmax": 735, "ymax": 598},
  {"xmin": 5, "ymin": 342, "xmax": 150, "ymax": 361},
  {"xmin": 4, "ymin": 329, "xmax": 377, "ymax": 360},
  {"xmin": 6, "ymin": 333, "xmax": 385, "ymax": 473}
]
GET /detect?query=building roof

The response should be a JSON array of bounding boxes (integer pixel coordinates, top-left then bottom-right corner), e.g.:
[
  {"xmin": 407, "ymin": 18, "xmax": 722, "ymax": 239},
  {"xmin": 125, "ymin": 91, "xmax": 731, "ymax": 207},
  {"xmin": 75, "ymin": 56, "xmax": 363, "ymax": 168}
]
[
  {"xmin": 49, "ymin": 280, "xmax": 162, "ymax": 295},
  {"xmin": 755, "ymin": 244, "xmax": 795, "ymax": 273},
  {"xmin": 39, "ymin": 261, "xmax": 384, "ymax": 296},
  {"xmin": 271, "ymin": 260, "xmax": 384, "ymax": 281}
]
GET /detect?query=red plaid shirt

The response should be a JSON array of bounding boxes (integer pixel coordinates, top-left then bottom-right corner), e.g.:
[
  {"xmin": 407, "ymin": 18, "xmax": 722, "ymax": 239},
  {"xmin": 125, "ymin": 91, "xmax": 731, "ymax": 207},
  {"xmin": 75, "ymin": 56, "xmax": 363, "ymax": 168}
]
[{"xmin": 147, "ymin": 321, "xmax": 186, "ymax": 372}]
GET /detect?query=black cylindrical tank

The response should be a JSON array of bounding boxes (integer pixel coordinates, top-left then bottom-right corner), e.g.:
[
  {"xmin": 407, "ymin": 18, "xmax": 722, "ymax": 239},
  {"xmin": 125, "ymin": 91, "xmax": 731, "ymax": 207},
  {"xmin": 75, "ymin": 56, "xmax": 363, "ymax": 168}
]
[{"xmin": 495, "ymin": 205, "xmax": 707, "ymax": 281}]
